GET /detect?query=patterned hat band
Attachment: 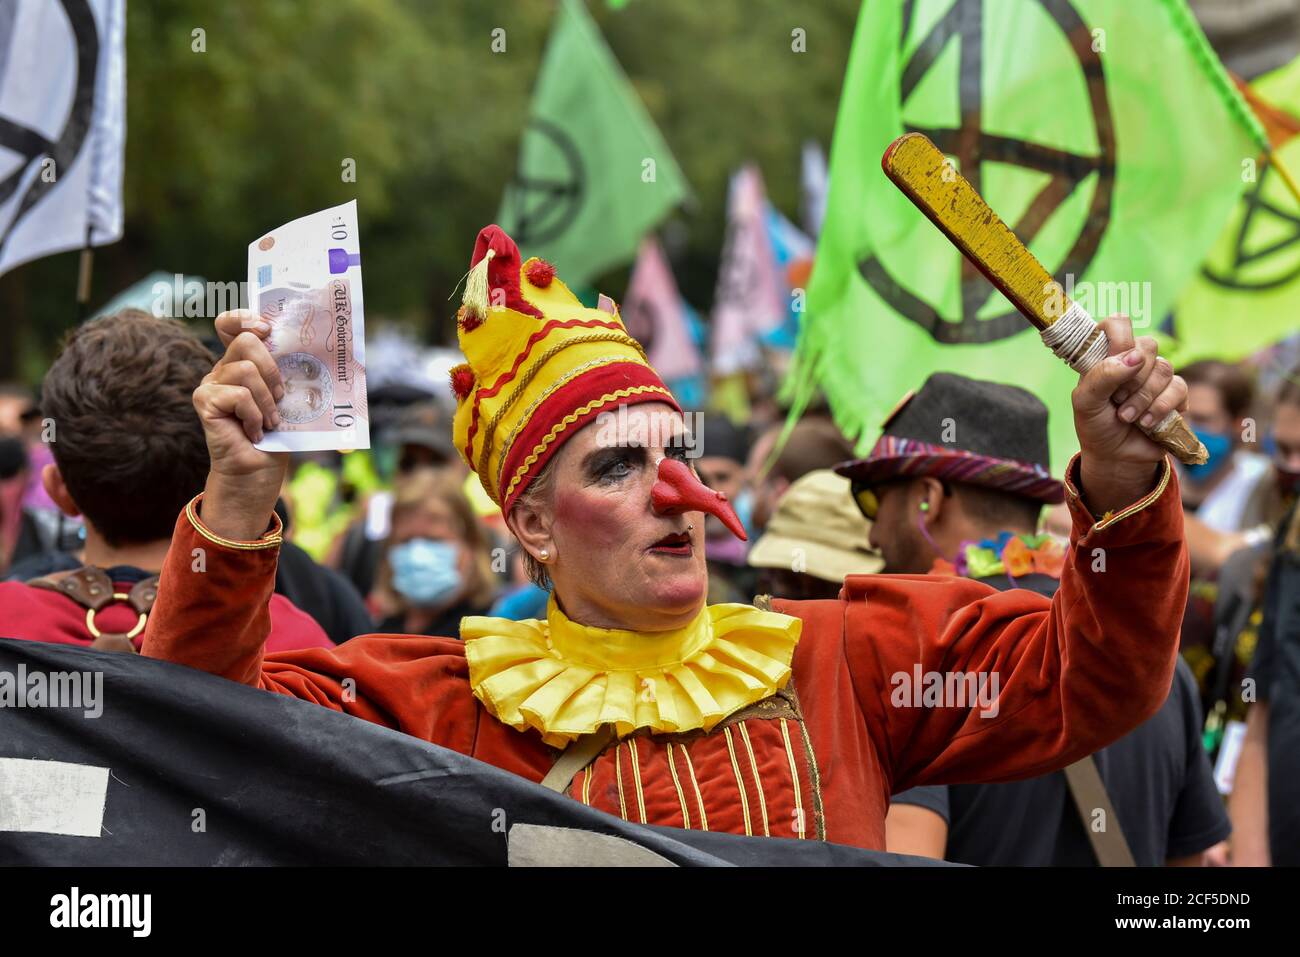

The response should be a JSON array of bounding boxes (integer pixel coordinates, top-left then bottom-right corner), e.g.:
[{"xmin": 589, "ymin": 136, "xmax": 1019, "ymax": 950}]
[
  {"xmin": 841, "ymin": 435, "xmax": 1065, "ymax": 504},
  {"xmin": 476, "ymin": 333, "xmax": 646, "ymax": 485}
]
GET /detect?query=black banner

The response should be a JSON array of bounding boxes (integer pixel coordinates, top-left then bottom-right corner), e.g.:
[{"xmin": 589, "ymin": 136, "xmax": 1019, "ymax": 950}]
[{"xmin": 0, "ymin": 638, "xmax": 930, "ymax": 867}]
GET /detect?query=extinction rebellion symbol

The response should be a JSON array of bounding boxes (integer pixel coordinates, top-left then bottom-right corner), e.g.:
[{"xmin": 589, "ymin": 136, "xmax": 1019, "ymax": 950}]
[
  {"xmin": 1200, "ymin": 159, "xmax": 1300, "ymax": 291},
  {"xmin": 0, "ymin": 0, "xmax": 99, "ymax": 260},
  {"xmin": 503, "ymin": 118, "xmax": 586, "ymax": 248},
  {"xmin": 860, "ymin": 0, "xmax": 1117, "ymax": 344}
]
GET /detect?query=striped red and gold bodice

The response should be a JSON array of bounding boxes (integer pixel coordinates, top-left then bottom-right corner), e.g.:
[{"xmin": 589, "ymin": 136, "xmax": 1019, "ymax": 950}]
[{"xmin": 567, "ymin": 688, "xmax": 827, "ymax": 840}]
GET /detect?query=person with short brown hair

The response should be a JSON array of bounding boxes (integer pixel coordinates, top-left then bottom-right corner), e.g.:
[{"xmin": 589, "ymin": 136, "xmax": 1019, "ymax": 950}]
[
  {"xmin": 745, "ymin": 414, "xmax": 856, "ymax": 536},
  {"xmin": 40, "ymin": 309, "xmax": 216, "ymax": 545},
  {"xmin": 0, "ymin": 309, "xmax": 331, "ymax": 654}
]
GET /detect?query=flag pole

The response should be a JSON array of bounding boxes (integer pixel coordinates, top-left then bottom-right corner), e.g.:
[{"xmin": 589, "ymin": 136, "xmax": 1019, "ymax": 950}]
[
  {"xmin": 75, "ymin": 224, "xmax": 93, "ymax": 321},
  {"xmin": 1268, "ymin": 149, "xmax": 1300, "ymax": 209}
]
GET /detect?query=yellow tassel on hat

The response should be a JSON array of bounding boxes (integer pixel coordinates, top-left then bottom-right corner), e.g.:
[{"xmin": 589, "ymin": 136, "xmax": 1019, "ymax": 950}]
[{"xmin": 458, "ymin": 248, "xmax": 496, "ymax": 332}]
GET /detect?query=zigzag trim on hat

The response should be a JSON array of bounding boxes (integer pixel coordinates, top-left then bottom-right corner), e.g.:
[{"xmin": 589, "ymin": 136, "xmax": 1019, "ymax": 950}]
[
  {"xmin": 495, "ymin": 354, "xmax": 645, "ymax": 495},
  {"xmin": 503, "ymin": 385, "xmax": 673, "ymax": 502},
  {"xmin": 462, "ymin": 317, "xmax": 630, "ymax": 464},
  {"xmin": 475, "ymin": 332, "xmax": 647, "ymax": 482}
]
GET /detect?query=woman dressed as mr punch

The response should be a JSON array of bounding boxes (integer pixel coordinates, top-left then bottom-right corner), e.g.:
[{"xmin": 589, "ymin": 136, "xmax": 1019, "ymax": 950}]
[{"xmin": 143, "ymin": 225, "xmax": 1190, "ymax": 850}]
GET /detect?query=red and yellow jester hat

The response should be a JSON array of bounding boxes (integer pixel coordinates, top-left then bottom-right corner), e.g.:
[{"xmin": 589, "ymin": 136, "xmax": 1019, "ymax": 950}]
[{"xmin": 450, "ymin": 225, "xmax": 681, "ymax": 514}]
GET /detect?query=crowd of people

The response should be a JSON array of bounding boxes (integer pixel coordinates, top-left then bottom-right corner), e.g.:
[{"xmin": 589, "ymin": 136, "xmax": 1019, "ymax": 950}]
[{"xmin": 1, "ymin": 227, "xmax": 1298, "ymax": 866}]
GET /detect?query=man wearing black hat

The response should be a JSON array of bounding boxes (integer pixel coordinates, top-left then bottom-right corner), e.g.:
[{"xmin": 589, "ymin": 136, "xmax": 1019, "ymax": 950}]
[
  {"xmin": 837, "ymin": 373, "xmax": 1064, "ymax": 582},
  {"xmin": 839, "ymin": 373, "xmax": 1228, "ymax": 866}
]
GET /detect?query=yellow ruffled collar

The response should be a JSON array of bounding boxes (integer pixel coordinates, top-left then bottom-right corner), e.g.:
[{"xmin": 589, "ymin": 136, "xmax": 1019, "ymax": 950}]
[{"xmin": 462, "ymin": 597, "xmax": 801, "ymax": 747}]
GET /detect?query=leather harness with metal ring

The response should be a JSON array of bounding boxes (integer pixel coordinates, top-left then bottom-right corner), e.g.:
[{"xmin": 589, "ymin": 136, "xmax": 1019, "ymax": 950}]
[
  {"xmin": 85, "ymin": 593, "xmax": 148, "ymax": 640},
  {"xmin": 28, "ymin": 567, "xmax": 159, "ymax": 652}
]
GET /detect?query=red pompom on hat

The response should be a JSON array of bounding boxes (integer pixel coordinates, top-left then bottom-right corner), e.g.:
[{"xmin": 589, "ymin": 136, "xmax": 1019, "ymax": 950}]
[
  {"xmin": 456, "ymin": 304, "xmax": 484, "ymax": 333},
  {"xmin": 525, "ymin": 259, "xmax": 556, "ymax": 289},
  {"xmin": 450, "ymin": 364, "xmax": 476, "ymax": 400}
]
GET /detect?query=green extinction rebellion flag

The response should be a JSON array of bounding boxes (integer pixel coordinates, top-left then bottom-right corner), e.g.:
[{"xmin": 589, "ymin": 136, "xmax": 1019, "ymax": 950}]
[
  {"xmin": 794, "ymin": 0, "xmax": 1265, "ymax": 474},
  {"xmin": 499, "ymin": 0, "xmax": 689, "ymax": 287},
  {"xmin": 1172, "ymin": 55, "xmax": 1300, "ymax": 364}
]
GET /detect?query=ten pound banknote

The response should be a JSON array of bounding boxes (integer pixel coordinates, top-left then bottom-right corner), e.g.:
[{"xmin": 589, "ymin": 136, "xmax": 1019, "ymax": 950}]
[{"xmin": 249, "ymin": 200, "xmax": 370, "ymax": 452}]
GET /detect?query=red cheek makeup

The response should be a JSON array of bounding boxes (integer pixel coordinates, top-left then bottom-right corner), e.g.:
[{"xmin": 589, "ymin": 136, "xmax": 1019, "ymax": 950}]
[{"xmin": 554, "ymin": 486, "xmax": 626, "ymax": 549}]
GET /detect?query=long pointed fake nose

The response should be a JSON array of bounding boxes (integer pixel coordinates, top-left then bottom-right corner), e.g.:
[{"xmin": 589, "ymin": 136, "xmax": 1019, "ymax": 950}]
[{"xmin": 651, "ymin": 457, "xmax": 747, "ymax": 542}]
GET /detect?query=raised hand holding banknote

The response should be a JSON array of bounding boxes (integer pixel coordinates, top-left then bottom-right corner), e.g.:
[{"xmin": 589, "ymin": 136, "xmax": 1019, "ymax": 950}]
[
  {"xmin": 193, "ymin": 201, "xmax": 370, "ymax": 541},
  {"xmin": 194, "ymin": 312, "xmax": 289, "ymax": 541}
]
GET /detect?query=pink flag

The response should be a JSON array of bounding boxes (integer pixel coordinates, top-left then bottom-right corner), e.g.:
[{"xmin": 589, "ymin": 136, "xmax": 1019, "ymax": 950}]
[
  {"xmin": 623, "ymin": 237, "xmax": 701, "ymax": 380},
  {"xmin": 710, "ymin": 165, "xmax": 786, "ymax": 374}
]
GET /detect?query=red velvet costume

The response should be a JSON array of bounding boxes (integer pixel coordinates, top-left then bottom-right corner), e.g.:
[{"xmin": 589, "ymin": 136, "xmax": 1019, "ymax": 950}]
[{"xmin": 143, "ymin": 454, "xmax": 1185, "ymax": 851}]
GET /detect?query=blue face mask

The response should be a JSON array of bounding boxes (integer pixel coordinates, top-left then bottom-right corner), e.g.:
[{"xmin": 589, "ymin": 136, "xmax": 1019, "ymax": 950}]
[
  {"xmin": 389, "ymin": 538, "xmax": 463, "ymax": 607},
  {"xmin": 1183, "ymin": 429, "xmax": 1233, "ymax": 483},
  {"xmin": 732, "ymin": 487, "xmax": 755, "ymax": 537}
]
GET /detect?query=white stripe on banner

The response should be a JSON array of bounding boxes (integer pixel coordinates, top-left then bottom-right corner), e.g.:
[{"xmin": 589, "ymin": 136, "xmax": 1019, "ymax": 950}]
[
  {"xmin": 507, "ymin": 823, "xmax": 677, "ymax": 867},
  {"xmin": 0, "ymin": 758, "xmax": 108, "ymax": 837}
]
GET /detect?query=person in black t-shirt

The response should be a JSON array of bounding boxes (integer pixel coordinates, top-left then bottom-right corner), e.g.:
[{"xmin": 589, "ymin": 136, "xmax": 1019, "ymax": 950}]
[
  {"xmin": 897, "ymin": 656, "xmax": 1229, "ymax": 866},
  {"xmin": 835, "ymin": 373, "xmax": 1230, "ymax": 865}
]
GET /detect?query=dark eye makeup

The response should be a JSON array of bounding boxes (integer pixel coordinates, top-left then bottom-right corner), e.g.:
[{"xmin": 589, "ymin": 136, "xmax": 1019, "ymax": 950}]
[
  {"xmin": 586, "ymin": 446, "xmax": 646, "ymax": 483},
  {"xmin": 584, "ymin": 440, "xmax": 693, "ymax": 485}
]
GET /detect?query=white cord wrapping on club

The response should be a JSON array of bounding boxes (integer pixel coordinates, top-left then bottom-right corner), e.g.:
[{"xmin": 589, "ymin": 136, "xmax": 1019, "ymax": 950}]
[
  {"xmin": 1040, "ymin": 301, "xmax": 1109, "ymax": 374},
  {"xmin": 1043, "ymin": 299, "xmax": 1188, "ymax": 449}
]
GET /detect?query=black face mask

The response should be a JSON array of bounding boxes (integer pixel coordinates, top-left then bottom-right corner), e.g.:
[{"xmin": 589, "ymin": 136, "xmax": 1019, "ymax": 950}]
[{"xmin": 0, "ymin": 436, "xmax": 28, "ymax": 480}]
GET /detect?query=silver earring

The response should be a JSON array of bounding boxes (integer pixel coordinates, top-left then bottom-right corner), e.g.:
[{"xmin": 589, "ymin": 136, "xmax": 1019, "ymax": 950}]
[{"xmin": 686, "ymin": 523, "xmax": 694, "ymax": 532}]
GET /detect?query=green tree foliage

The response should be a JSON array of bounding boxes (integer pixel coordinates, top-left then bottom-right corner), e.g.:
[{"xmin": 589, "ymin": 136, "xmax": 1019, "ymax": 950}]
[{"xmin": 0, "ymin": 0, "xmax": 858, "ymax": 382}]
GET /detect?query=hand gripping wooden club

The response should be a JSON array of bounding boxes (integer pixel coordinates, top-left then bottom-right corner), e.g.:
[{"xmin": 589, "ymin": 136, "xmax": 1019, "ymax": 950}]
[{"xmin": 881, "ymin": 132, "xmax": 1207, "ymax": 465}]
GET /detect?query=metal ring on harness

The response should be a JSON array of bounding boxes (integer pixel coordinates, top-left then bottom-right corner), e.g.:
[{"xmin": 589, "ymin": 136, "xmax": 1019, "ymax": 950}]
[{"xmin": 85, "ymin": 592, "xmax": 147, "ymax": 640}]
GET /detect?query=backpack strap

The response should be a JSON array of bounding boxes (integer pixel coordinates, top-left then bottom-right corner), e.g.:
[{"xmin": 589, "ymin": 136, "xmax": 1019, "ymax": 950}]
[
  {"xmin": 1063, "ymin": 756, "xmax": 1136, "ymax": 867},
  {"xmin": 540, "ymin": 726, "xmax": 615, "ymax": 793},
  {"xmin": 28, "ymin": 567, "xmax": 160, "ymax": 653}
]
